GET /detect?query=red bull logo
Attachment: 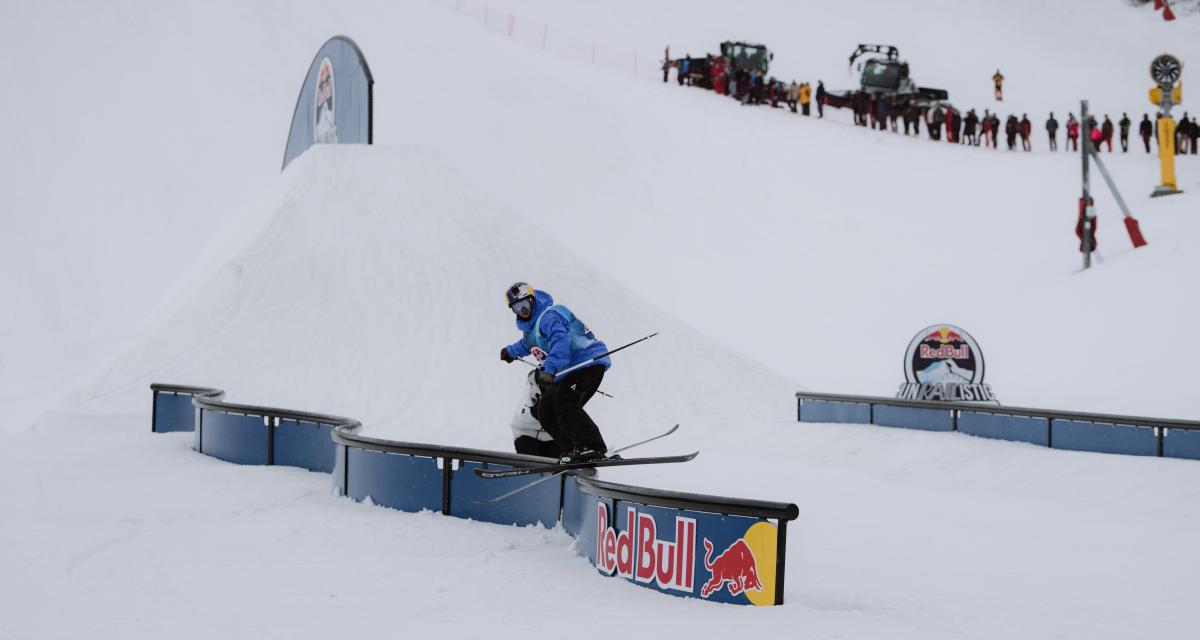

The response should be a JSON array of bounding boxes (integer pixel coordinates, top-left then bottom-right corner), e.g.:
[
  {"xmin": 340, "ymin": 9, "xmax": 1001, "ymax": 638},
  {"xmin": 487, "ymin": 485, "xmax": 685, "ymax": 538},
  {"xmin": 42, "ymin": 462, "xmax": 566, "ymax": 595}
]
[
  {"xmin": 700, "ymin": 538, "xmax": 763, "ymax": 598},
  {"xmin": 595, "ymin": 503, "xmax": 696, "ymax": 592},
  {"xmin": 919, "ymin": 343, "xmax": 969, "ymax": 360}
]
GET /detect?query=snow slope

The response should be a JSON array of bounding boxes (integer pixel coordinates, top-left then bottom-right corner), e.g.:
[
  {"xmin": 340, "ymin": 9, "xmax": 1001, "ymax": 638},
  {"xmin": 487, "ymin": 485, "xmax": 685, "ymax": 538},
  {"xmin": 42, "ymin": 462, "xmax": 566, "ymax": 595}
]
[
  {"xmin": 5, "ymin": 0, "xmax": 1200, "ymax": 421},
  {"xmin": 69, "ymin": 145, "xmax": 795, "ymax": 453},
  {"xmin": 3, "ymin": 1, "xmax": 1200, "ymax": 638}
]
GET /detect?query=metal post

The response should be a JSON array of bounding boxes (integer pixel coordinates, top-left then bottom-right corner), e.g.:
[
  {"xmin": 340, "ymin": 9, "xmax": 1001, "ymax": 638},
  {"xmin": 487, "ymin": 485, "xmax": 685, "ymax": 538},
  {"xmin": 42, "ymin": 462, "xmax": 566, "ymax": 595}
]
[{"xmin": 1080, "ymin": 100, "xmax": 1092, "ymax": 270}]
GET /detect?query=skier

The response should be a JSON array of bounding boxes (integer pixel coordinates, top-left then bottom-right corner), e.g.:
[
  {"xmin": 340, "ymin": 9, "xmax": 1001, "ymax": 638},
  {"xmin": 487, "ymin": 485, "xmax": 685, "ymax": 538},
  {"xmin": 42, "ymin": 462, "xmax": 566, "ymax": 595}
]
[
  {"xmin": 499, "ymin": 282, "xmax": 611, "ymax": 462},
  {"xmin": 992, "ymin": 69, "xmax": 1005, "ymax": 101},
  {"xmin": 1046, "ymin": 112, "xmax": 1059, "ymax": 151},
  {"xmin": 1066, "ymin": 114, "xmax": 1079, "ymax": 151},
  {"xmin": 815, "ymin": 80, "xmax": 826, "ymax": 117},
  {"xmin": 1119, "ymin": 113, "xmax": 1131, "ymax": 152},
  {"xmin": 1140, "ymin": 113, "xmax": 1153, "ymax": 153},
  {"xmin": 1101, "ymin": 115, "xmax": 1114, "ymax": 153},
  {"xmin": 1020, "ymin": 114, "xmax": 1032, "ymax": 151}
]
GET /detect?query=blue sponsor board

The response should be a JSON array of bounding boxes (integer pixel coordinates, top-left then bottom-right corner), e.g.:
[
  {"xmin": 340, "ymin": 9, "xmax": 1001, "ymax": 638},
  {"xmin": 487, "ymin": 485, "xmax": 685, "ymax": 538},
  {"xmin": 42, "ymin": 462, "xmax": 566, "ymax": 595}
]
[
  {"xmin": 590, "ymin": 498, "xmax": 781, "ymax": 606},
  {"xmin": 153, "ymin": 391, "xmax": 197, "ymax": 433},
  {"xmin": 282, "ymin": 36, "xmax": 373, "ymax": 170}
]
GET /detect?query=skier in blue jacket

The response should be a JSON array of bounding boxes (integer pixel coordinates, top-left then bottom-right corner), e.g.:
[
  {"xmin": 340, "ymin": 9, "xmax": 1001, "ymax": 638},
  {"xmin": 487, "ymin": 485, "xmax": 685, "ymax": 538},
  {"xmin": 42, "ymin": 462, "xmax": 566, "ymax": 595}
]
[{"xmin": 500, "ymin": 282, "xmax": 610, "ymax": 462}]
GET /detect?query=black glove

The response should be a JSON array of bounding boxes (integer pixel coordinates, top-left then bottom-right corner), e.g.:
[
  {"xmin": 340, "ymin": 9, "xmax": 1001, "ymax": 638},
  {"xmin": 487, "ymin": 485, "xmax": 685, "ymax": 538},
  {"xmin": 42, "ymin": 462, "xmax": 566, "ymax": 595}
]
[
  {"xmin": 535, "ymin": 369, "xmax": 556, "ymax": 388},
  {"xmin": 500, "ymin": 347, "xmax": 515, "ymax": 363}
]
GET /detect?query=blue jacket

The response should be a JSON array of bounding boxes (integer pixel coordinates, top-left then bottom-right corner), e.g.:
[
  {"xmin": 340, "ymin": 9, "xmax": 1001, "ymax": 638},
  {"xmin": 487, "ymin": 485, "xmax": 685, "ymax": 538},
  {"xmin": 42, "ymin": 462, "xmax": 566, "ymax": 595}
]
[{"xmin": 506, "ymin": 291, "xmax": 610, "ymax": 378}]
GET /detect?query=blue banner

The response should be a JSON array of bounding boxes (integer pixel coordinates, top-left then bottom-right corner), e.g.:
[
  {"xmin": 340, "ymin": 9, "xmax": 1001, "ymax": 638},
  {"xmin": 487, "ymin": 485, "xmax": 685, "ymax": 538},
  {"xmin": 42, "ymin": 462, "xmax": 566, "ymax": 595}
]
[{"xmin": 282, "ymin": 36, "xmax": 373, "ymax": 170}]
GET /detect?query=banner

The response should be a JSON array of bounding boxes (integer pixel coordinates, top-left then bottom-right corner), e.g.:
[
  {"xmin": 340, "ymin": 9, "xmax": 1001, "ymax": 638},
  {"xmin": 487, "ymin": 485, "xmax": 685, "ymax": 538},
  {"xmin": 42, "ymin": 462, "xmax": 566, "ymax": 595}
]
[{"xmin": 282, "ymin": 36, "xmax": 373, "ymax": 170}]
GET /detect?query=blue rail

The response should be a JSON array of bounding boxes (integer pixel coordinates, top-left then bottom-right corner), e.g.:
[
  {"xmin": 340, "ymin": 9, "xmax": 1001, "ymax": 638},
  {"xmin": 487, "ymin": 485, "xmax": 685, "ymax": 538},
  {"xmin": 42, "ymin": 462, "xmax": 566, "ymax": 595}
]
[
  {"xmin": 152, "ymin": 383, "xmax": 799, "ymax": 606},
  {"xmin": 796, "ymin": 391, "xmax": 1200, "ymax": 460}
]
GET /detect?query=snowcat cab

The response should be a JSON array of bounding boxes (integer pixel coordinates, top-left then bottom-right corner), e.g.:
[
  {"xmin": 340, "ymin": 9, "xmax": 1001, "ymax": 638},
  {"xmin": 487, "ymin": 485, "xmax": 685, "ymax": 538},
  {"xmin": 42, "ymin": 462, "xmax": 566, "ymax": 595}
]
[
  {"xmin": 720, "ymin": 41, "xmax": 772, "ymax": 75},
  {"xmin": 827, "ymin": 44, "xmax": 948, "ymax": 111}
]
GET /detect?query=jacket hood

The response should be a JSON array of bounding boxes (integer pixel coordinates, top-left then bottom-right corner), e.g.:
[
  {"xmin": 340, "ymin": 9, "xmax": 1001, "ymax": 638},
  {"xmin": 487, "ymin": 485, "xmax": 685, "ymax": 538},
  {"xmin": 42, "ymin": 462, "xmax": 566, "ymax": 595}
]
[{"xmin": 514, "ymin": 290, "xmax": 554, "ymax": 332}]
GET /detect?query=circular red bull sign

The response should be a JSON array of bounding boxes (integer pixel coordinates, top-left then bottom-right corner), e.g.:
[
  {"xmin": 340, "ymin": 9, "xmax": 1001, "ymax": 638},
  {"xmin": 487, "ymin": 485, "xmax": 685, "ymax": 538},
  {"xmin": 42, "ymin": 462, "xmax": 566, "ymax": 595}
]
[{"xmin": 898, "ymin": 324, "xmax": 996, "ymax": 403}]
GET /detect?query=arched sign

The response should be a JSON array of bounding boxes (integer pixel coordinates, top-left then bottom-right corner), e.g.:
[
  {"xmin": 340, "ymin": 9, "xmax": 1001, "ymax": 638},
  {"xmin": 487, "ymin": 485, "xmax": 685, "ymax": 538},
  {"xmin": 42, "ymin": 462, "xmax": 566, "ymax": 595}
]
[{"xmin": 282, "ymin": 36, "xmax": 373, "ymax": 170}]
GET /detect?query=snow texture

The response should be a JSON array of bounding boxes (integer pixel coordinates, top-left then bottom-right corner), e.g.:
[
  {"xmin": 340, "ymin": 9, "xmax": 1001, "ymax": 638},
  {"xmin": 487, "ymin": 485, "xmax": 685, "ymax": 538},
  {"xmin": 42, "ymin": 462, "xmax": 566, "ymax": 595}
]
[{"xmin": 2, "ymin": 1, "xmax": 1200, "ymax": 637}]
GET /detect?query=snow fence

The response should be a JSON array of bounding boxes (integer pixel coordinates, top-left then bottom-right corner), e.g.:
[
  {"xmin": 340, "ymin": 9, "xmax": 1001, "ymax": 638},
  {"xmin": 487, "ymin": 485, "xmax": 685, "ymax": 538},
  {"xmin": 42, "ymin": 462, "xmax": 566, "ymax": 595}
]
[
  {"xmin": 797, "ymin": 391, "xmax": 1200, "ymax": 460},
  {"xmin": 152, "ymin": 383, "xmax": 799, "ymax": 606}
]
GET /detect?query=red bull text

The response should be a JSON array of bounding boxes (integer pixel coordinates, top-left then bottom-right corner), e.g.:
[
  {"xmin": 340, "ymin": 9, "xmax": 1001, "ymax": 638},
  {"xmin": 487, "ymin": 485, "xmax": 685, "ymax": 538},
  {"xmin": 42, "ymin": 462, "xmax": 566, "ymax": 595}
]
[
  {"xmin": 918, "ymin": 343, "xmax": 969, "ymax": 360},
  {"xmin": 595, "ymin": 503, "xmax": 696, "ymax": 592}
]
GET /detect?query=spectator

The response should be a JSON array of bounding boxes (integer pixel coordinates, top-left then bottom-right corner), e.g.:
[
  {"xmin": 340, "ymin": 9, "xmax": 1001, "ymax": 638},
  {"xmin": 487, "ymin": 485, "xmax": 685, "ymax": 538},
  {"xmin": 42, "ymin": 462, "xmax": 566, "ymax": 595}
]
[
  {"xmin": 989, "ymin": 112, "xmax": 1000, "ymax": 148},
  {"xmin": 1177, "ymin": 113, "xmax": 1192, "ymax": 154},
  {"xmin": 1066, "ymin": 113, "xmax": 1080, "ymax": 151},
  {"xmin": 816, "ymin": 81, "xmax": 826, "ymax": 117},
  {"xmin": 1140, "ymin": 113, "xmax": 1153, "ymax": 153},
  {"xmin": 711, "ymin": 56, "xmax": 727, "ymax": 95},
  {"xmin": 929, "ymin": 105, "xmax": 944, "ymax": 140},
  {"xmin": 1046, "ymin": 112, "xmax": 1059, "ymax": 151},
  {"xmin": 993, "ymin": 69, "xmax": 1005, "ymax": 101},
  {"xmin": 1005, "ymin": 115, "xmax": 1018, "ymax": 150},
  {"xmin": 964, "ymin": 109, "xmax": 979, "ymax": 145},
  {"xmin": 952, "ymin": 108, "xmax": 962, "ymax": 142},
  {"xmin": 982, "ymin": 109, "xmax": 994, "ymax": 147},
  {"xmin": 1118, "ymin": 113, "xmax": 1131, "ymax": 152},
  {"xmin": 678, "ymin": 57, "xmax": 689, "ymax": 86},
  {"xmin": 1020, "ymin": 114, "xmax": 1032, "ymax": 151},
  {"xmin": 1101, "ymin": 115, "xmax": 1114, "ymax": 152},
  {"xmin": 944, "ymin": 106, "xmax": 955, "ymax": 142},
  {"xmin": 799, "ymin": 82, "xmax": 812, "ymax": 116},
  {"xmin": 1185, "ymin": 112, "xmax": 1195, "ymax": 153},
  {"xmin": 1089, "ymin": 116, "xmax": 1103, "ymax": 152}
]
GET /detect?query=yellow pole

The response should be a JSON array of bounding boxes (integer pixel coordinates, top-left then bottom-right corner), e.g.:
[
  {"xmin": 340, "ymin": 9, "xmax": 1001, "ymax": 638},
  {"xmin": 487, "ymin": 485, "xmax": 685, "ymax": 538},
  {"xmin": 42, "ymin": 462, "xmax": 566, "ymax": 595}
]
[{"xmin": 1158, "ymin": 116, "xmax": 1178, "ymax": 191}]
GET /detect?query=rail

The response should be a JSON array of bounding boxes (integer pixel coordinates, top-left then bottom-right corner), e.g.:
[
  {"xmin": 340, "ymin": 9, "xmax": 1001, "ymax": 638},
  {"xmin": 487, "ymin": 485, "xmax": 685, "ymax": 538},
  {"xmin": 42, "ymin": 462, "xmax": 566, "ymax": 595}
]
[
  {"xmin": 152, "ymin": 383, "xmax": 799, "ymax": 606},
  {"xmin": 796, "ymin": 390, "xmax": 1200, "ymax": 460}
]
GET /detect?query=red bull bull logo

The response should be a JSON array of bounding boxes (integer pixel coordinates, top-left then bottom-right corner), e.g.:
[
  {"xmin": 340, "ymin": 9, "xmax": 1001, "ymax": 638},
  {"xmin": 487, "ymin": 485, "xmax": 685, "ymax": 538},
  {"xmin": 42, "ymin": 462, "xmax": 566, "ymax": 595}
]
[
  {"xmin": 700, "ymin": 538, "xmax": 763, "ymax": 598},
  {"xmin": 595, "ymin": 503, "xmax": 696, "ymax": 592}
]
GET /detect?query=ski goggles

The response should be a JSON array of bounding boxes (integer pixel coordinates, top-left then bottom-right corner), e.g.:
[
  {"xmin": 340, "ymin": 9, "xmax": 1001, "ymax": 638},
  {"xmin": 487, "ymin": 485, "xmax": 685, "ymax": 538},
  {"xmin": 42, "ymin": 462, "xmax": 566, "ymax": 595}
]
[{"xmin": 509, "ymin": 296, "xmax": 533, "ymax": 316}]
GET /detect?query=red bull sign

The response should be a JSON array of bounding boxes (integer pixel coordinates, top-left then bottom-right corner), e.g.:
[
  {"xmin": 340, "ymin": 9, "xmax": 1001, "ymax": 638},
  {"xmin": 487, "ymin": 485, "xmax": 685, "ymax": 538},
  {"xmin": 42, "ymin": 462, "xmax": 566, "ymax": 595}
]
[
  {"xmin": 897, "ymin": 324, "xmax": 997, "ymax": 403},
  {"xmin": 593, "ymin": 501, "xmax": 782, "ymax": 605}
]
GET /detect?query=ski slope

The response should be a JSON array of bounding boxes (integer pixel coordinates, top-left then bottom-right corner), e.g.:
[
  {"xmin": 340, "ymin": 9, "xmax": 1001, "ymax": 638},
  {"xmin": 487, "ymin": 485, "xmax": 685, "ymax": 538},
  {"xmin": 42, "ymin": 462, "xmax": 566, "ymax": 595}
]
[{"xmin": 3, "ymin": 1, "xmax": 1200, "ymax": 638}]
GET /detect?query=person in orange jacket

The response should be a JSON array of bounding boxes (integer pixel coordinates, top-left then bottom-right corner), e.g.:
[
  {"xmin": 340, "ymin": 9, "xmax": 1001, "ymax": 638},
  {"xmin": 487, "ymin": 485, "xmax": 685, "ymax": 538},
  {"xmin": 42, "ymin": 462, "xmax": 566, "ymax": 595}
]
[{"xmin": 798, "ymin": 82, "xmax": 812, "ymax": 116}]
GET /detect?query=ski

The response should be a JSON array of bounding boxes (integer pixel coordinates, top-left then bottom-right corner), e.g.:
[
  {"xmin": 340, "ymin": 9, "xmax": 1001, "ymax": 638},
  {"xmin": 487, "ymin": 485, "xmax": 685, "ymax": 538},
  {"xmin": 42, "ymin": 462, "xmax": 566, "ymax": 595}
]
[
  {"xmin": 474, "ymin": 451, "xmax": 698, "ymax": 480},
  {"xmin": 470, "ymin": 424, "xmax": 682, "ymax": 504}
]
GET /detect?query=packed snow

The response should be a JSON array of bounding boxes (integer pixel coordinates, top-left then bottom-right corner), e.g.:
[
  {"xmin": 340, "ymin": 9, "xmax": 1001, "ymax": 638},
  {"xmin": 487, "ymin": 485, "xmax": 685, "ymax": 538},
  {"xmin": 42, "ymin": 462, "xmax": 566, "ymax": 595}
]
[{"xmin": 3, "ymin": 1, "xmax": 1200, "ymax": 638}]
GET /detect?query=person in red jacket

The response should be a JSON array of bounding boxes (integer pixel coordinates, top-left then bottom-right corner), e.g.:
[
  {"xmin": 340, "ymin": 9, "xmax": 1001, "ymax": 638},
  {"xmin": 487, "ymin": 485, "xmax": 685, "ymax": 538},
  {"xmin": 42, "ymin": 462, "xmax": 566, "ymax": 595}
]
[
  {"xmin": 944, "ymin": 107, "xmax": 955, "ymax": 143},
  {"xmin": 1066, "ymin": 114, "xmax": 1080, "ymax": 152},
  {"xmin": 1019, "ymin": 114, "xmax": 1032, "ymax": 151},
  {"xmin": 1089, "ymin": 117, "xmax": 1103, "ymax": 152},
  {"xmin": 711, "ymin": 56, "xmax": 727, "ymax": 95}
]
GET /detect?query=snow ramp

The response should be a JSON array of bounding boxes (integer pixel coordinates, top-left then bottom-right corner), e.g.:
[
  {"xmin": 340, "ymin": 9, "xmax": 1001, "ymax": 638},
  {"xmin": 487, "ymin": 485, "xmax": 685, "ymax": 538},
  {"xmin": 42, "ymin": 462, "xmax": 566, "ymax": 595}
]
[{"xmin": 77, "ymin": 143, "xmax": 801, "ymax": 604}]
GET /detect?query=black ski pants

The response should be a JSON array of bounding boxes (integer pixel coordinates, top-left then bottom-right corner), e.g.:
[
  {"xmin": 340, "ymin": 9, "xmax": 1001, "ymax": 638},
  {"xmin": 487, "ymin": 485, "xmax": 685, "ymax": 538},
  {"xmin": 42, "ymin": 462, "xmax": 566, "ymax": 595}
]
[{"xmin": 537, "ymin": 365, "xmax": 607, "ymax": 453}]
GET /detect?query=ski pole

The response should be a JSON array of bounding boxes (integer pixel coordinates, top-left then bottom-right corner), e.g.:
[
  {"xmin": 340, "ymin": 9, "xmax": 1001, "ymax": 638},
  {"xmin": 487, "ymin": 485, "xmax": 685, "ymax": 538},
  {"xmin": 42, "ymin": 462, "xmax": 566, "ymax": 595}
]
[
  {"xmin": 553, "ymin": 332, "xmax": 658, "ymax": 378},
  {"xmin": 517, "ymin": 357, "xmax": 614, "ymax": 398}
]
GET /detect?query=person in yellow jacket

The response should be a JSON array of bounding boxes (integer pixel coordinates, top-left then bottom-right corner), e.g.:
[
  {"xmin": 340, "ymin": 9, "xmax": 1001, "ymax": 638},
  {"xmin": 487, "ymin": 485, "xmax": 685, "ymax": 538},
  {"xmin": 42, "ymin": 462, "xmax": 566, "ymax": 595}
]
[{"xmin": 798, "ymin": 82, "xmax": 812, "ymax": 116}]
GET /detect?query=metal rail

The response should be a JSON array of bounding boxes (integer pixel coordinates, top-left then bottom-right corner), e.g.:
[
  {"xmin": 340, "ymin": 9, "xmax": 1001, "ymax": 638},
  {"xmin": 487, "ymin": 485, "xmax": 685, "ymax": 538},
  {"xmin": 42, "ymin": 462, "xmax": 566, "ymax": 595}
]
[{"xmin": 795, "ymin": 390, "xmax": 1200, "ymax": 431}]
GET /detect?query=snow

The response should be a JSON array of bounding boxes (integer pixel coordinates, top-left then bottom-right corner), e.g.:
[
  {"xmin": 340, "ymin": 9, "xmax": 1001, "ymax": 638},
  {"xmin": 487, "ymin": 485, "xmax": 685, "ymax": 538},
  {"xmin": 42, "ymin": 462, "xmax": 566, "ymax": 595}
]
[{"xmin": 3, "ymin": 0, "xmax": 1200, "ymax": 637}]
